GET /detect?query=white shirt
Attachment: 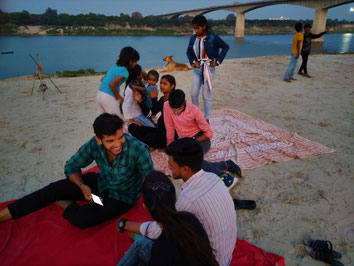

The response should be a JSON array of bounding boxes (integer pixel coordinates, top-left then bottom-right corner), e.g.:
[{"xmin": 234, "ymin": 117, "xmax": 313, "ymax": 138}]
[
  {"xmin": 122, "ymin": 85, "xmax": 143, "ymax": 119},
  {"xmin": 140, "ymin": 170, "xmax": 237, "ymax": 266}
]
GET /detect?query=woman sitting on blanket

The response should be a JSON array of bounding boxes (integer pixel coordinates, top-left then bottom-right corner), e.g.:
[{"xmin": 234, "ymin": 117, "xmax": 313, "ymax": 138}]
[{"xmin": 117, "ymin": 170, "xmax": 218, "ymax": 266}]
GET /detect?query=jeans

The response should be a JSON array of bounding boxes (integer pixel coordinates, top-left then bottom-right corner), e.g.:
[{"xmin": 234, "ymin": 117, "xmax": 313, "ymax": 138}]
[
  {"xmin": 117, "ymin": 236, "xmax": 154, "ymax": 266},
  {"xmin": 202, "ymin": 160, "xmax": 227, "ymax": 176},
  {"xmin": 284, "ymin": 54, "xmax": 298, "ymax": 79},
  {"xmin": 134, "ymin": 114, "xmax": 155, "ymax": 128},
  {"xmin": 299, "ymin": 52, "xmax": 309, "ymax": 74},
  {"xmin": 7, "ymin": 172, "xmax": 133, "ymax": 229},
  {"xmin": 191, "ymin": 66, "xmax": 215, "ymax": 120}
]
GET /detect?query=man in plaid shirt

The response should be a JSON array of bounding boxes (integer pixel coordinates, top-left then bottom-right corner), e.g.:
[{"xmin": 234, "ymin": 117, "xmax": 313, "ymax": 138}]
[{"xmin": 0, "ymin": 113, "xmax": 154, "ymax": 229}]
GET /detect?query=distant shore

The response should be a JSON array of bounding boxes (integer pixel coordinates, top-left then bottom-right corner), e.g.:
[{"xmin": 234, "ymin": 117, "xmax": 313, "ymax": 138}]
[{"xmin": 1, "ymin": 24, "xmax": 354, "ymax": 36}]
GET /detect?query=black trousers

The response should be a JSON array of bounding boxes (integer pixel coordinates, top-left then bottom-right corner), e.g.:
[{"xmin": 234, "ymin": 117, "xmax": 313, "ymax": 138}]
[
  {"xmin": 299, "ymin": 52, "xmax": 309, "ymax": 74},
  {"xmin": 129, "ymin": 123, "xmax": 167, "ymax": 149},
  {"xmin": 7, "ymin": 172, "xmax": 133, "ymax": 229}
]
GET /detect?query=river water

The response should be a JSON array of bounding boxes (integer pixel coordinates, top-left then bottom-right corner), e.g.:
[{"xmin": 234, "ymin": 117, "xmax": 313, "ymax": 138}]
[{"xmin": 0, "ymin": 33, "xmax": 353, "ymax": 79}]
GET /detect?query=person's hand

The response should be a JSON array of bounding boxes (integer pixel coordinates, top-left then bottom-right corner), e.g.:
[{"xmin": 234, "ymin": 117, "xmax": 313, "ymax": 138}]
[
  {"xmin": 150, "ymin": 87, "xmax": 158, "ymax": 98},
  {"xmin": 117, "ymin": 97, "xmax": 124, "ymax": 104},
  {"xmin": 80, "ymin": 184, "xmax": 92, "ymax": 202},
  {"xmin": 131, "ymin": 120, "xmax": 142, "ymax": 126},
  {"xmin": 142, "ymin": 71, "xmax": 148, "ymax": 81},
  {"xmin": 194, "ymin": 61, "xmax": 201, "ymax": 68},
  {"xmin": 210, "ymin": 60, "xmax": 217, "ymax": 67},
  {"xmin": 295, "ymin": 54, "xmax": 300, "ymax": 59},
  {"xmin": 133, "ymin": 91, "xmax": 142, "ymax": 103}
]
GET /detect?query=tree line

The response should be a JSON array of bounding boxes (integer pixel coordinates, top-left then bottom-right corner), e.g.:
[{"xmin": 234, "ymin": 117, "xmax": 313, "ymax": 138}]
[{"xmin": 0, "ymin": 8, "xmax": 352, "ymax": 28}]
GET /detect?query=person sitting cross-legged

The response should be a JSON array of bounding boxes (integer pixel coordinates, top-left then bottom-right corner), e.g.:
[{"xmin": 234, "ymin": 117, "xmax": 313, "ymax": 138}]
[
  {"xmin": 116, "ymin": 138, "xmax": 237, "ymax": 266},
  {"xmin": 0, "ymin": 113, "xmax": 154, "ymax": 229},
  {"xmin": 164, "ymin": 89, "xmax": 243, "ymax": 189}
]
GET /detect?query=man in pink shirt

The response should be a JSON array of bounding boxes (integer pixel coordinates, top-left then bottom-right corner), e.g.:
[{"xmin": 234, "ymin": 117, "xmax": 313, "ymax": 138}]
[
  {"xmin": 164, "ymin": 89, "xmax": 213, "ymax": 153},
  {"xmin": 163, "ymin": 89, "xmax": 243, "ymax": 189}
]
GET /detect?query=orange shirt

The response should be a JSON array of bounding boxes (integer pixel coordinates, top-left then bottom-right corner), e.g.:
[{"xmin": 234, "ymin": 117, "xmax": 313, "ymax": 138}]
[{"xmin": 291, "ymin": 32, "xmax": 304, "ymax": 55}]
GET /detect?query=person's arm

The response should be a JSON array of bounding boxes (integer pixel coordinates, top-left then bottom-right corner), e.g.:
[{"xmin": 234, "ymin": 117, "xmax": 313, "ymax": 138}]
[
  {"xmin": 163, "ymin": 102, "xmax": 176, "ymax": 146},
  {"xmin": 309, "ymin": 31, "xmax": 326, "ymax": 39},
  {"xmin": 109, "ymin": 76, "xmax": 125, "ymax": 104},
  {"xmin": 100, "ymin": 74, "xmax": 106, "ymax": 82},
  {"xmin": 122, "ymin": 87, "xmax": 134, "ymax": 119},
  {"xmin": 131, "ymin": 84, "xmax": 147, "ymax": 92},
  {"xmin": 296, "ymin": 37, "xmax": 303, "ymax": 59},
  {"xmin": 186, "ymin": 35, "xmax": 197, "ymax": 65},
  {"xmin": 64, "ymin": 139, "xmax": 96, "ymax": 201},
  {"xmin": 194, "ymin": 106, "xmax": 213, "ymax": 141},
  {"xmin": 134, "ymin": 145, "xmax": 154, "ymax": 182},
  {"xmin": 215, "ymin": 34, "xmax": 229, "ymax": 64},
  {"xmin": 150, "ymin": 87, "xmax": 160, "ymax": 115}
]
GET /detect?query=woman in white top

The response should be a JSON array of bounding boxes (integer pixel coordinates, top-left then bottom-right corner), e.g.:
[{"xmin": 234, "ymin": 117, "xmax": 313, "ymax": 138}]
[{"xmin": 122, "ymin": 65, "xmax": 155, "ymax": 128}]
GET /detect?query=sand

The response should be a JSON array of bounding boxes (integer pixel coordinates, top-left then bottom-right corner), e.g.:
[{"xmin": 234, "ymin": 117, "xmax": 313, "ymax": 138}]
[{"xmin": 0, "ymin": 54, "xmax": 353, "ymax": 265}]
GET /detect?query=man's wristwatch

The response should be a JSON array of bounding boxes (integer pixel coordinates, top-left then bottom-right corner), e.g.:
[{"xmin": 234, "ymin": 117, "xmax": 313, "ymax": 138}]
[{"xmin": 117, "ymin": 218, "xmax": 127, "ymax": 233}]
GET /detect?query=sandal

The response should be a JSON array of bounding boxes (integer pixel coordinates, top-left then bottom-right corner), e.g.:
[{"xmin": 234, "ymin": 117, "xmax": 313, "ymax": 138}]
[
  {"xmin": 304, "ymin": 239, "xmax": 342, "ymax": 259},
  {"xmin": 233, "ymin": 199, "xmax": 256, "ymax": 210}
]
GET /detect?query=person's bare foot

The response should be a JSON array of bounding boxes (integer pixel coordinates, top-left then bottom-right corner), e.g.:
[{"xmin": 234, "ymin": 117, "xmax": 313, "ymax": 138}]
[
  {"xmin": 284, "ymin": 78, "xmax": 291, "ymax": 82},
  {"xmin": 53, "ymin": 200, "xmax": 73, "ymax": 210},
  {"xmin": 289, "ymin": 78, "xmax": 296, "ymax": 81}
]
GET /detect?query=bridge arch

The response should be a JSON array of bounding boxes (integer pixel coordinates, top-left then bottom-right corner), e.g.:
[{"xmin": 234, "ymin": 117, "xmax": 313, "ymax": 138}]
[{"xmin": 159, "ymin": 0, "xmax": 354, "ymax": 42}]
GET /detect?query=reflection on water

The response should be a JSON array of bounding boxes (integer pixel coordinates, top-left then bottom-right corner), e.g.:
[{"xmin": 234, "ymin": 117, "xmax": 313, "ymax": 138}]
[
  {"xmin": 0, "ymin": 34, "xmax": 353, "ymax": 79},
  {"xmin": 340, "ymin": 33, "xmax": 353, "ymax": 53}
]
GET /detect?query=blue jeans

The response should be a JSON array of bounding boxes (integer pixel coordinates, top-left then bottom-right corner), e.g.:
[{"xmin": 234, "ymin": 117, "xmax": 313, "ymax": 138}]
[
  {"xmin": 284, "ymin": 54, "xmax": 298, "ymax": 79},
  {"xmin": 134, "ymin": 114, "xmax": 155, "ymax": 128},
  {"xmin": 117, "ymin": 236, "xmax": 154, "ymax": 266},
  {"xmin": 191, "ymin": 66, "xmax": 215, "ymax": 120}
]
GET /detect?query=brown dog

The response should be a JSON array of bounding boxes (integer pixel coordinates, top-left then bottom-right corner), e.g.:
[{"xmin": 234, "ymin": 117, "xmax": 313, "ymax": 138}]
[{"xmin": 162, "ymin": 56, "xmax": 191, "ymax": 72}]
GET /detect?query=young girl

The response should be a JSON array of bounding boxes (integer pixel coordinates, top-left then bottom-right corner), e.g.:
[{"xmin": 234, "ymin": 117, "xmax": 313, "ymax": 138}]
[
  {"xmin": 122, "ymin": 65, "xmax": 155, "ymax": 128},
  {"xmin": 117, "ymin": 170, "xmax": 218, "ymax": 266},
  {"xmin": 128, "ymin": 74, "xmax": 176, "ymax": 148},
  {"xmin": 96, "ymin": 46, "xmax": 140, "ymax": 118},
  {"xmin": 186, "ymin": 15, "xmax": 229, "ymax": 122}
]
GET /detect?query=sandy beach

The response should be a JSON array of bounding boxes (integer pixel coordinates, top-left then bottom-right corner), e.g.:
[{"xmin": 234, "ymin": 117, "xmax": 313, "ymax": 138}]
[{"xmin": 0, "ymin": 54, "xmax": 353, "ymax": 265}]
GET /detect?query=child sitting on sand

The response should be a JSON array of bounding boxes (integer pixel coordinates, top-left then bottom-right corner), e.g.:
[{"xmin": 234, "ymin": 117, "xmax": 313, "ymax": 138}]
[{"xmin": 122, "ymin": 65, "xmax": 155, "ymax": 128}]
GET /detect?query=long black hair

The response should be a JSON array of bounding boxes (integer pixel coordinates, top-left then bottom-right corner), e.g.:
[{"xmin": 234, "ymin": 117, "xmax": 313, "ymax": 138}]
[
  {"xmin": 192, "ymin": 15, "xmax": 210, "ymax": 32},
  {"xmin": 116, "ymin": 46, "xmax": 140, "ymax": 67},
  {"xmin": 143, "ymin": 171, "xmax": 218, "ymax": 266},
  {"xmin": 125, "ymin": 64, "xmax": 142, "ymax": 88}
]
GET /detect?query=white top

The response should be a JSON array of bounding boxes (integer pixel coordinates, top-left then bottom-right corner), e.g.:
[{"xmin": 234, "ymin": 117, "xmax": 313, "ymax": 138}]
[
  {"xmin": 140, "ymin": 170, "xmax": 237, "ymax": 266},
  {"xmin": 122, "ymin": 85, "xmax": 142, "ymax": 119}
]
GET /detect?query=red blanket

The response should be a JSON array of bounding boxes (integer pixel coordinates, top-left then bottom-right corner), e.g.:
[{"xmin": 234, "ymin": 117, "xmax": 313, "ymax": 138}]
[{"xmin": 0, "ymin": 167, "xmax": 285, "ymax": 266}]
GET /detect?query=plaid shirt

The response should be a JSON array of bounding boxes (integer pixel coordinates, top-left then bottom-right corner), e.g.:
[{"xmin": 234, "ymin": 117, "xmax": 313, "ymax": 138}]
[{"xmin": 64, "ymin": 134, "xmax": 154, "ymax": 205}]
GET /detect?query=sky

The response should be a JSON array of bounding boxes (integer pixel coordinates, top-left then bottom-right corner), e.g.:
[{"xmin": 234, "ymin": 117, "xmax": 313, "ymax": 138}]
[{"xmin": 1, "ymin": 0, "xmax": 353, "ymax": 21}]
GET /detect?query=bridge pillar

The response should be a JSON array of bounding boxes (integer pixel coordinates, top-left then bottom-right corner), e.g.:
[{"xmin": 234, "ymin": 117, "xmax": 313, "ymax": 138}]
[
  {"xmin": 312, "ymin": 8, "xmax": 328, "ymax": 43},
  {"xmin": 235, "ymin": 12, "xmax": 245, "ymax": 39}
]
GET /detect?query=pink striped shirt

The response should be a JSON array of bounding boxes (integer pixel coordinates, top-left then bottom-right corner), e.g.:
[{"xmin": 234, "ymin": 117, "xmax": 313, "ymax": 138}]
[
  {"xmin": 140, "ymin": 170, "xmax": 237, "ymax": 266},
  {"xmin": 163, "ymin": 101, "xmax": 213, "ymax": 146}
]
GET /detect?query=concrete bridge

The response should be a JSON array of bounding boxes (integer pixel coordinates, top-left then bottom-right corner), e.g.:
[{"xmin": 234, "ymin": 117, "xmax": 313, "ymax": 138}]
[{"xmin": 160, "ymin": 0, "xmax": 354, "ymax": 42}]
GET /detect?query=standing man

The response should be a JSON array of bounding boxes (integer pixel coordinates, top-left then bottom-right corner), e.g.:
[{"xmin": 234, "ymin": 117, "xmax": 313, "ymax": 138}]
[
  {"xmin": 298, "ymin": 24, "xmax": 327, "ymax": 78},
  {"xmin": 284, "ymin": 23, "xmax": 304, "ymax": 82},
  {"xmin": 0, "ymin": 113, "xmax": 154, "ymax": 229}
]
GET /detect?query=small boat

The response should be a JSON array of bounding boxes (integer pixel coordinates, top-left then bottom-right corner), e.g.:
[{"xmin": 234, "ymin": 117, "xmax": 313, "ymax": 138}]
[{"xmin": 1, "ymin": 51, "xmax": 14, "ymax": 54}]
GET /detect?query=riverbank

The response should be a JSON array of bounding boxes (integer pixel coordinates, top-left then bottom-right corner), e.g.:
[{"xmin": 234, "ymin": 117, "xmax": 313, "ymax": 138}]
[
  {"xmin": 1, "ymin": 24, "xmax": 354, "ymax": 36},
  {"xmin": 0, "ymin": 54, "xmax": 353, "ymax": 265}
]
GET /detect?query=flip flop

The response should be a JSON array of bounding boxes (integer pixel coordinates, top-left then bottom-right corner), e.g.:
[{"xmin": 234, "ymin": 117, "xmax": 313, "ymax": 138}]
[
  {"xmin": 308, "ymin": 249, "xmax": 344, "ymax": 266},
  {"xmin": 303, "ymin": 239, "xmax": 342, "ymax": 259},
  {"xmin": 233, "ymin": 199, "xmax": 256, "ymax": 210}
]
